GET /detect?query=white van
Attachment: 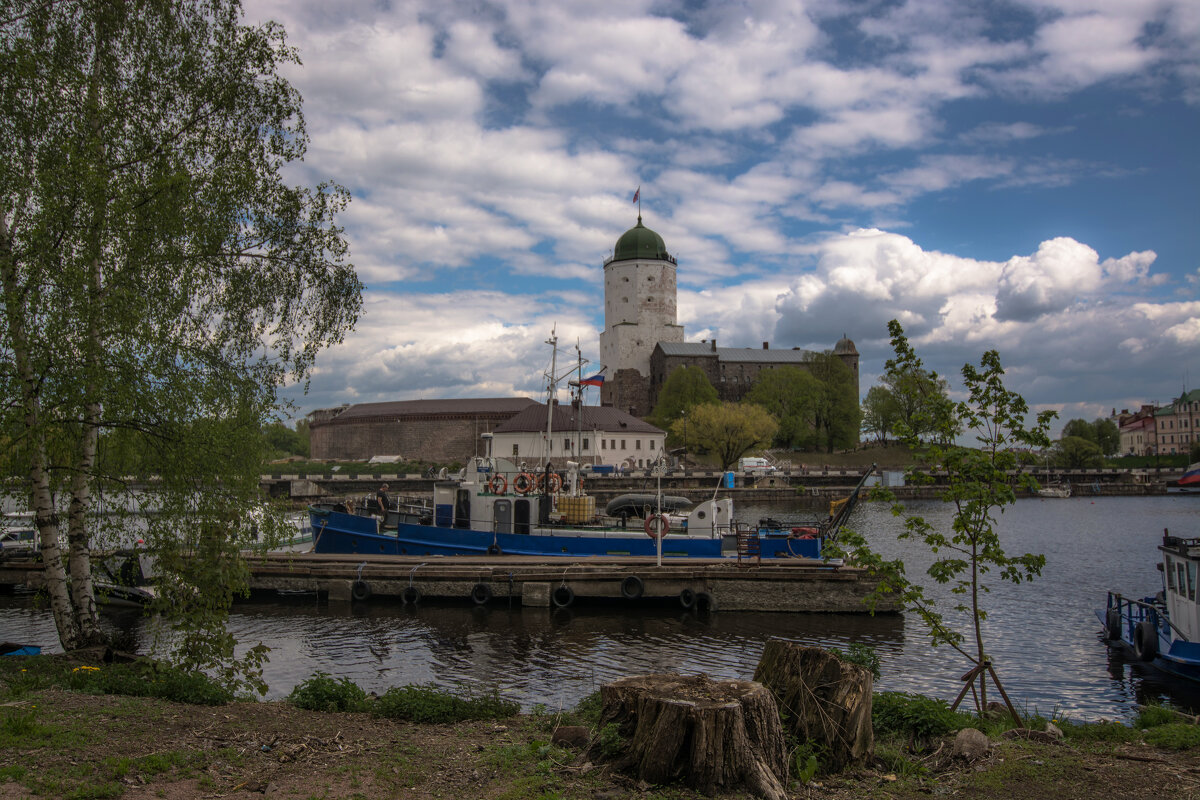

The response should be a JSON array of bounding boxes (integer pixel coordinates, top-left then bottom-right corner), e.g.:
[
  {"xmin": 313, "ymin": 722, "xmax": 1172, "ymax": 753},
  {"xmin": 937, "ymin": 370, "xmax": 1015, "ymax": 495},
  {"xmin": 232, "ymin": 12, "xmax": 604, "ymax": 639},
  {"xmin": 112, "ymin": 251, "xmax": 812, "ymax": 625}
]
[{"xmin": 737, "ymin": 457, "xmax": 775, "ymax": 473}]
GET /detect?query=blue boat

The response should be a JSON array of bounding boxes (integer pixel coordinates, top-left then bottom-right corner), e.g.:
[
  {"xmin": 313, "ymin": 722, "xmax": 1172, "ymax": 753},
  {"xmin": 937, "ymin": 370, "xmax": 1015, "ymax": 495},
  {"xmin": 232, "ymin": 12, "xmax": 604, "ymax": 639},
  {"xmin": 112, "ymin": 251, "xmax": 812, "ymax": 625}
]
[
  {"xmin": 1097, "ymin": 530, "xmax": 1200, "ymax": 681},
  {"xmin": 1, "ymin": 642, "xmax": 41, "ymax": 657},
  {"xmin": 309, "ymin": 456, "xmax": 870, "ymax": 562}
]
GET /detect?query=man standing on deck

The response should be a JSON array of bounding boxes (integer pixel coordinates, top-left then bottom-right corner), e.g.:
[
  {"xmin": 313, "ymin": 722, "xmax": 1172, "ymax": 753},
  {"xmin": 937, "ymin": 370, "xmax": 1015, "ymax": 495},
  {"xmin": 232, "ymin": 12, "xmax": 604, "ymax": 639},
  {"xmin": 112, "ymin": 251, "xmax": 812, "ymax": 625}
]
[{"xmin": 375, "ymin": 484, "xmax": 390, "ymax": 517}]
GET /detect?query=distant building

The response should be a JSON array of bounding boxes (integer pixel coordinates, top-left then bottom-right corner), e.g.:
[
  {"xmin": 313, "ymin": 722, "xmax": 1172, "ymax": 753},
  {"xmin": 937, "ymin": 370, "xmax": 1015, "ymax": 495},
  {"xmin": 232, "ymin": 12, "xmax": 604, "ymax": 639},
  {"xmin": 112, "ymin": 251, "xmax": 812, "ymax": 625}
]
[
  {"xmin": 308, "ymin": 398, "xmax": 538, "ymax": 463},
  {"xmin": 1115, "ymin": 405, "xmax": 1157, "ymax": 456},
  {"xmin": 598, "ymin": 215, "xmax": 857, "ymax": 422},
  {"xmin": 490, "ymin": 401, "xmax": 666, "ymax": 469},
  {"xmin": 1155, "ymin": 390, "xmax": 1200, "ymax": 455}
]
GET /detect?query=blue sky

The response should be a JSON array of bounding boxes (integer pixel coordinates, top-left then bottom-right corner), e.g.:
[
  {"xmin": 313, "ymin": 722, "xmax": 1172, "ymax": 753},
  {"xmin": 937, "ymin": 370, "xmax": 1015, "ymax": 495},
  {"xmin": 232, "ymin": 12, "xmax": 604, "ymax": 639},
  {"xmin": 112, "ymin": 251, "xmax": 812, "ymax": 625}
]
[{"xmin": 244, "ymin": 0, "xmax": 1200, "ymax": 435}]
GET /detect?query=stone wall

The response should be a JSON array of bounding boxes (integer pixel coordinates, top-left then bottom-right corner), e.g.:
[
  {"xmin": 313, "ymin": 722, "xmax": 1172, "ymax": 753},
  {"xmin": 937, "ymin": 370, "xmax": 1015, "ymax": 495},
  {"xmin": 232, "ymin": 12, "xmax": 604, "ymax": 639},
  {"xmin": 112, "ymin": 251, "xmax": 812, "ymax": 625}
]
[{"xmin": 310, "ymin": 414, "xmax": 511, "ymax": 464}]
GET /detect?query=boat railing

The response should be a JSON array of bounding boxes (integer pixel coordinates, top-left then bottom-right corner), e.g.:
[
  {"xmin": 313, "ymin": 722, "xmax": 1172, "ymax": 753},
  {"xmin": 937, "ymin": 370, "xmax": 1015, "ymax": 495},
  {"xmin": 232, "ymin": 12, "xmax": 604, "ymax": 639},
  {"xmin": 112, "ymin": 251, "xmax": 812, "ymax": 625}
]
[{"xmin": 1106, "ymin": 591, "xmax": 1187, "ymax": 641}]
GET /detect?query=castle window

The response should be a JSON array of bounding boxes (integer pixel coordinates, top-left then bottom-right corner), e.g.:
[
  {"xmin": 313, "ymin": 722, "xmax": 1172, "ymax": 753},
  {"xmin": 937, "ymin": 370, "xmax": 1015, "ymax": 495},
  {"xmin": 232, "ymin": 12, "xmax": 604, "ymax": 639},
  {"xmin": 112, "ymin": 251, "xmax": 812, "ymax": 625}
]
[
  {"xmin": 512, "ymin": 444, "xmax": 519, "ymax": 456},
  {"xmin": 583, "ymin": 438, "xmax": 589, "ymax": 451},
  {"xmin": 636, "ymin": 440, "xmax": 641, "ymax": 450},
  {"xmin": 601, "ymin": 439, "xmax": 606, "ymax": 450}
]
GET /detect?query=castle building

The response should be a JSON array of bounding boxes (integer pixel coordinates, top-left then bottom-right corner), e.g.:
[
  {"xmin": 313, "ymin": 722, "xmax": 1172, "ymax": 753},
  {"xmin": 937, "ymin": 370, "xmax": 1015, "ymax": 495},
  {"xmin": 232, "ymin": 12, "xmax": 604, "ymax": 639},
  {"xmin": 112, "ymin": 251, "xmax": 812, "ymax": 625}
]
[{"xmin": 598, "ymin": 216, "xmax": 858, "ymax": 417}]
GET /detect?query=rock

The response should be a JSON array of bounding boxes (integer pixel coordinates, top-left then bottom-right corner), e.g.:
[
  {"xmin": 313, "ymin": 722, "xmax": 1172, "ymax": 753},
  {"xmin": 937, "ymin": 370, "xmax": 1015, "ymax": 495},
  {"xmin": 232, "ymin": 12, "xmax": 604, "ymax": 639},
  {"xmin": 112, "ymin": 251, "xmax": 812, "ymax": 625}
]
[
  {"xmin": 1045, "ymin": 721, "xmax": 1064, "ymax": 740},
  {"xmin": 952, "ymin": 728, "xmax": 990, "ymax": 761},
  {"xmin": 552, "ymin": 725, "xmax": 590, "ymax": 749}
]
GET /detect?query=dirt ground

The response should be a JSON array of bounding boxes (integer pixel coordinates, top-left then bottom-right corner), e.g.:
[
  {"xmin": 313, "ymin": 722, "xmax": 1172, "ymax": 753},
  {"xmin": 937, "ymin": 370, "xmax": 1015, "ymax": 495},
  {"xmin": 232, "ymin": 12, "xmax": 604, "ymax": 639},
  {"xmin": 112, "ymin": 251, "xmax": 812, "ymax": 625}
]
[{"xmin": 3, "ymin": 687, "xmax": 1200, "ymax": 800}]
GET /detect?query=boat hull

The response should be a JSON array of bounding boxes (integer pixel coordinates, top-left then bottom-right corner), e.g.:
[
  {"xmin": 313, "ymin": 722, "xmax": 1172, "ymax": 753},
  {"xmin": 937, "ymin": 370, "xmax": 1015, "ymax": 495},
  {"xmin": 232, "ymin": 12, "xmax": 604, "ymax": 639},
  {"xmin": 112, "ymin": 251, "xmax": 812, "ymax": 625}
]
[
  {"xmin": 309, "ymin": 509, "xmax": 822, "ymax": 560},
  {"xmin": 1096, "ymin": 594, "xmax": 1200, "ymax": 683}
]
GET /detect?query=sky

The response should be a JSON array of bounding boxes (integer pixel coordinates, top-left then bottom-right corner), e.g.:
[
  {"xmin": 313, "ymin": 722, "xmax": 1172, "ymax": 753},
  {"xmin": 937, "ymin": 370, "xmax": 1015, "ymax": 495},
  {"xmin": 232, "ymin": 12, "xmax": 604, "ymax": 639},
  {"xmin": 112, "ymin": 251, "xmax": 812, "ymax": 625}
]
[{"xmin": 242, "ymin": 0, "xmax": 1200, "ymax": 436}]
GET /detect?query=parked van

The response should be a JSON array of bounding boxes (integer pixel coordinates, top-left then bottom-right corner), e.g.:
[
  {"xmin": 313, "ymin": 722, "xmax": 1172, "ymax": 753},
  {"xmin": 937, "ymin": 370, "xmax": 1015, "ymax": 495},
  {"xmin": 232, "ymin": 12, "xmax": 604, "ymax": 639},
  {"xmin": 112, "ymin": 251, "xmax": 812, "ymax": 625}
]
[{"xmin": 737, "ymin": 457, "xmax": 775, "ymax": 473}]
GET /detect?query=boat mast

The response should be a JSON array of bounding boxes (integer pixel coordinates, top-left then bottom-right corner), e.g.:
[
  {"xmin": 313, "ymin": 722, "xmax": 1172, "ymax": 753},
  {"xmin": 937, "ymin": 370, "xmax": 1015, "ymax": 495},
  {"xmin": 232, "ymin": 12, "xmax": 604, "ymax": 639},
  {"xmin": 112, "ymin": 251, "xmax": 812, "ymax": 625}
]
[{"xmin": 544, "ymin": 328, "xmax": 557, "ymax": 466}]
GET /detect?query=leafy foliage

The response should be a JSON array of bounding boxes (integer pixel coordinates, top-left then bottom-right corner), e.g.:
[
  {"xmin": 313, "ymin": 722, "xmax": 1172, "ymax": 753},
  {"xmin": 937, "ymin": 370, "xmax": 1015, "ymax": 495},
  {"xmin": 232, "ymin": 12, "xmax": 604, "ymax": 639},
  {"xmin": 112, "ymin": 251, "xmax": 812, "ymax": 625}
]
[
  {"xmin": 0, "ymin": 0, "xmax": 360, "ymax": 685},
  {"xmin": 371, "ymin": 684, "xmax": 520, "ymax": 722},
  {"xmin": 746, "ymin": 366, "xmax": 822, "ymax": 449},
  {"xmin": 649, "ymin": 366, "xmax": 719, "ymax": 443},
  {"xmin": 286, "ymin": 672, "xmax": 368, "ymax": 712},
  {"xmin": 861, "ymin": 385, "xmax": 900, "ymax": 445},
  {"xmin": 805, "ymin": 351, "xmax": 862, "ymax": 453},
  {"xmin": 670, "ymin": 402, "xmax": 778, "ymax": 470},
  {"xmin": 832, "ymin": 321, "xmax": 1054, "ymax": 716},
  {"xmin": 1052, "ymin": 435, "xmax": 1105, "ymax": 467},
  {"xmin": 65, "ymin": 661, "xmax": 232, "ymax": 705},
  {"xmin": 872, "ymin": 692, "xmax": 971, "ymax": 743},
  {"xmin": 828, "ymin": 643, "xmax": 882, "ymax": 680}
]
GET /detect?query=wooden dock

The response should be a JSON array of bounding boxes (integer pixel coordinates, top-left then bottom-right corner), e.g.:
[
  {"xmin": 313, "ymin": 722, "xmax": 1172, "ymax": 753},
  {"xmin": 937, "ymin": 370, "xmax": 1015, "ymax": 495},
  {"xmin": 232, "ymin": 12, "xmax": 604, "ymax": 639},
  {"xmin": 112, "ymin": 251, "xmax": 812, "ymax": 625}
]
[
  {"xmin": 1, "ymin": 552, "xmax": 895, "ymax": 614},
  {"xmin": 244, "ymin": 552, "xmax": 893, "ymax": 613}
]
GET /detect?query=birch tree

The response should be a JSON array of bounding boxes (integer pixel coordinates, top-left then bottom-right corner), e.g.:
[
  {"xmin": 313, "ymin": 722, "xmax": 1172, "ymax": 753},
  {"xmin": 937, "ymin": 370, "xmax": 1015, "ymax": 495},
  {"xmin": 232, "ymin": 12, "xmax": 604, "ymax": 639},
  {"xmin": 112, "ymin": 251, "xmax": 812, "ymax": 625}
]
[{"xmin": 0, "ymin": 0, "xmax": 361, "ymax": 683}]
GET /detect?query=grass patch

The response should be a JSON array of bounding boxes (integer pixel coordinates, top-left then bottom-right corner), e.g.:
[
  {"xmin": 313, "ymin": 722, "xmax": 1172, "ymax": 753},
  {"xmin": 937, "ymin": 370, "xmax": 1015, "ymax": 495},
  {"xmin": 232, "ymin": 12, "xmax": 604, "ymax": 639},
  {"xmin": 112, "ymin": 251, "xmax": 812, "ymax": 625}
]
[
  {"xmin": 873, "ymin": 691, "xmax": 973, "ymax": 745},
  {"xmin": 1144, "ymin": 723, "xmax": 1200, "ymax": 750},
  {"xmin": 65, "ymin": 661, "xmax": 232, "ymax": 706},
  {"xmin": 371, "ymin": 684, "xmax": 519, "ymax": 723}
]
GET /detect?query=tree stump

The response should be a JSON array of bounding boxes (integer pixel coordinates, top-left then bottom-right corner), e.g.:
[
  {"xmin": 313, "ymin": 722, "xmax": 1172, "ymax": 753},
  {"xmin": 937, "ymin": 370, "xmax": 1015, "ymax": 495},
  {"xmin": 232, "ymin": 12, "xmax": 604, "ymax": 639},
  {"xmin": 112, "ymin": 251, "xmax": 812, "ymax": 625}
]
[
  {"xmin": 753, "ymin": 642, "xmax": 873, "ymax": 772},
  {"xmin": 591, "ymin": 673, "xmax": 788, "ymax": 800}
]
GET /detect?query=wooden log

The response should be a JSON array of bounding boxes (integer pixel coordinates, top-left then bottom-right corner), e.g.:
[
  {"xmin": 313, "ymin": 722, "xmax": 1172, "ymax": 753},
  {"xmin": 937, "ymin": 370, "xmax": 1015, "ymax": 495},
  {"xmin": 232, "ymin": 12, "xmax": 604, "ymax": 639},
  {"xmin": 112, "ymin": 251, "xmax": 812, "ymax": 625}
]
[
  {"xmin": 753, "ymin": 641, "xmax": 873, "ymax": 772},
  {"xmin": 591, "ymin": 673, "xmax": 788, "ymax": 800}
]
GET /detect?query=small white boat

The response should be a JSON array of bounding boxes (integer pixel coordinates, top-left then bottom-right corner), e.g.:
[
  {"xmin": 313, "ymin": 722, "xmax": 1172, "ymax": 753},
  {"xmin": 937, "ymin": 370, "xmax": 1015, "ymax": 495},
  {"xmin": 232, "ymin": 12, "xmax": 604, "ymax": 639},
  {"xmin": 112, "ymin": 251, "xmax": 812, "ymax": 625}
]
[{"xmin": 1036, "ymin": 484, "xmax": 1071, "ymax": 498}]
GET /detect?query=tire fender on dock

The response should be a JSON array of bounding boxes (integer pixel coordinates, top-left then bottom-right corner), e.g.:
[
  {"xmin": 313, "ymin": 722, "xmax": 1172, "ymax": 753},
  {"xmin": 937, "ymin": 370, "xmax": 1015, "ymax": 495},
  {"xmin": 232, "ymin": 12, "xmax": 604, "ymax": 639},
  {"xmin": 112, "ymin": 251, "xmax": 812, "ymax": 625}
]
[
  {"xmin": 552, "ymin": 584, "xmax": 575, "ymax": 608},
  {"xmin": 402, "ymin": 585, "xmax": 422, "ymax": 605},
  {"xmin": 350, "ymin": 579, "xmax": 371, "ymax": 602},
  {"xmin": 620, "ymin": 575, "xmax": 644, "ymax": 600},
  {"xmin": 471, "ymin": 582, "xmax": 492, "ymax": 605},
  {"xmin": 679, "ymin": 588, "xmax": 696, "ymax": 609}
]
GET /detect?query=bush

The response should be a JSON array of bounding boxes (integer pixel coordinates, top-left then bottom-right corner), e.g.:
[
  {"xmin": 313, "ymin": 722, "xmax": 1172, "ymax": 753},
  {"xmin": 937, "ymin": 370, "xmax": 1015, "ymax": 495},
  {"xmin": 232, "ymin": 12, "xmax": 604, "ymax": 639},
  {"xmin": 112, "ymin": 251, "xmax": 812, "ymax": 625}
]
[
  {"xmin": 873, "ymin": 692, "xmax": 971, "ymax": 742},
  {"xmin": 371, "ymin": 684, "xmax": 519, "ymax": 723},
  {"xmin": 829, "ymin": 643, "xmax": 882, "ymax": 680},
  {"xmin": 287, "ymin": 672, "xmax": 367, "ymax": 712},
  {"xmin": 66, "ymin": 661, "xmax": 232, "ymax": 705}
]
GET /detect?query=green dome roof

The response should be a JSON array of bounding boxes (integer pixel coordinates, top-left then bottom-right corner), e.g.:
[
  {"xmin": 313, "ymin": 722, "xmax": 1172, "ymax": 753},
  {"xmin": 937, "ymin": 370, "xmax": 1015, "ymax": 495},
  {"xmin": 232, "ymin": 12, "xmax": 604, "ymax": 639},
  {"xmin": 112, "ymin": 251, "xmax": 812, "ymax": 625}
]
[{"xmin": 613, "ymin": 216, "xmax": 672, "ymax": 262}]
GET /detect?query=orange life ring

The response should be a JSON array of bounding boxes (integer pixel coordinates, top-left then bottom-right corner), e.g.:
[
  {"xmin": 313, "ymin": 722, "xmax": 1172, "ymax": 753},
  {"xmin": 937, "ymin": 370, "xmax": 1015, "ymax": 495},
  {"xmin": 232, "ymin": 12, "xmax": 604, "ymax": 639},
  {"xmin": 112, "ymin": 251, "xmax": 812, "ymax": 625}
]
[
  {"xmin": 546, "ymin": 473, "xmax": 562, "ymax": 493},
  {"xmin": 644, "ymin": 514, "xmax": 669, "ymax": 539},
  {"xmin": 513, "ymin": 473, "xmax": 534, "ymax": 495},
  {"xmin": 488, "ymin": 474, "xmax": 507, "ymax": 495}
]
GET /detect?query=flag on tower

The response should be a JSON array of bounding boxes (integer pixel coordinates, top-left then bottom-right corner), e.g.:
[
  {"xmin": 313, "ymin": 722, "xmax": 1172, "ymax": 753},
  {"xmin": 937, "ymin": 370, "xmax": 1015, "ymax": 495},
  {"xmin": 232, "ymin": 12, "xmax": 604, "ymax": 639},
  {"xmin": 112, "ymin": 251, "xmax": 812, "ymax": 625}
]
[{"xmin": 632, "ymin": 186, "xmax": 640, "ymax": 204}]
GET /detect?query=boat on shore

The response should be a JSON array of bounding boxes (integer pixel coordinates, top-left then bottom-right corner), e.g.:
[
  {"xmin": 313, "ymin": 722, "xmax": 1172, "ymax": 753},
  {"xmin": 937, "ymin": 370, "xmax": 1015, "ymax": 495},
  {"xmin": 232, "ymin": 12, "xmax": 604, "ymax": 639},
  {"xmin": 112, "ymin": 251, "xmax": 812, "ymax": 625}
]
[{"xmin": 1097, "ymin": 529, "xmax": 1200, "ymax": 681}]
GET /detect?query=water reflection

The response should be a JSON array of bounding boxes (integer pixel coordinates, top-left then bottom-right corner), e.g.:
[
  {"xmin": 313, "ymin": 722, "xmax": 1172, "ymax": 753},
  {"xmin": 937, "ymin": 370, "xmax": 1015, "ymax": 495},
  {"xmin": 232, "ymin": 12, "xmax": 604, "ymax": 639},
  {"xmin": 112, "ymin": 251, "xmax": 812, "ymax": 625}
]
[{"xmin": 2, "ymin": 494, "xmax": 1198, "ymax": 720}]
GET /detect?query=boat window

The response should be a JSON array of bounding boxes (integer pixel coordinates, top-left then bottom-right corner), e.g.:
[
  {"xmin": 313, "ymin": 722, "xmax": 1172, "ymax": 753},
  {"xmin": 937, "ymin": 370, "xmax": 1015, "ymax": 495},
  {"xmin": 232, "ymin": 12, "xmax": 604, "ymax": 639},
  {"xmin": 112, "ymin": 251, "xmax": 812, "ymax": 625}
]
[
  {"xmin": 1178, "ymin": 562, "xmax": 1187, "ymax": 597},
  {"xmin": 1190, "ymin": 561, "xmax": 1197, "ymax": 602},
  {"xmin": 454, "ymin": 490, "xmax": 471, "ymax": 530},
  {"xmin": 1167, "ymin": 558, "xmax": 1176, "ymax": 591}
]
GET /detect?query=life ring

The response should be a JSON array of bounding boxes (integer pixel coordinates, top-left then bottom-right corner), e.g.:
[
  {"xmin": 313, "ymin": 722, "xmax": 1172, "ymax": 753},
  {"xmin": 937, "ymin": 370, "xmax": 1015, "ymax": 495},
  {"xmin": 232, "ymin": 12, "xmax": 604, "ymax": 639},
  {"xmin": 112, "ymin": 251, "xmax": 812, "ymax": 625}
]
[
  {"xmin": 401, "ymin": 585, "xmax": 422, "ymax": 605},
  {"xmin": 513, "ymin": 473, "xmax": 534, "ymax": 495},
  {"xmin": 791, "ymin": 527, "xmax": 820, "ymax": 539},
  {"xmin": 644, "ymin": 514, "xmax": 669, "ymax": 539},
  {"xmin": 1105, "ymin": 607, "xmax": 1122, "ymax": 640},
  {"xmin": 470, "ymin": 582, "xmax": 492, "ymax": 605},
  {"xmin": 546, "ymin": 473, "xmax": 562, "ymax": 493},
  {"xmin": 620, "ymin": 575, "xmax": 644, "ymax": 600},
  {"xmin": 552, "ymin": 585, "xmax": 575, "ymax": 608},
  {"xmin": 679, "ymin": 588, "xmax": 696, "ymax": 609},
  {"xmin": 488, "ymin": 474, "xmax": 507, "ymax": 495},
  {"xmin": 1133, "ymin": 620, "xmax": 1158, "ymax": 661},
  {"xmin": 350, "ymin": 579, "xmax": 371, "ymax": 602}
]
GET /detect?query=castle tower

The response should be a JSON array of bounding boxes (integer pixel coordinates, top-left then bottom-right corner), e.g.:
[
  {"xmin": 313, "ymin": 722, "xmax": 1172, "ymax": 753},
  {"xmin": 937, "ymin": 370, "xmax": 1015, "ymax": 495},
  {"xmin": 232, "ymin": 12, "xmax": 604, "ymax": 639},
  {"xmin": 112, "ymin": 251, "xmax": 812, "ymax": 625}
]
[{"xmin": 599, "ymin": 216, "xmax": 684, "ymax": 414}]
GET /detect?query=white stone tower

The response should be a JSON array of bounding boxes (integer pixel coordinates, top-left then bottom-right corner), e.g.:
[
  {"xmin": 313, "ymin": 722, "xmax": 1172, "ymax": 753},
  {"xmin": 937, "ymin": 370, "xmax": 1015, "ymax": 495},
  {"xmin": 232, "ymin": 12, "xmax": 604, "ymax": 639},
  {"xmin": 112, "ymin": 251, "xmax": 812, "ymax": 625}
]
[{"xmin": 599, "ymin": 216, "xmax": 684, "ymax": 413}]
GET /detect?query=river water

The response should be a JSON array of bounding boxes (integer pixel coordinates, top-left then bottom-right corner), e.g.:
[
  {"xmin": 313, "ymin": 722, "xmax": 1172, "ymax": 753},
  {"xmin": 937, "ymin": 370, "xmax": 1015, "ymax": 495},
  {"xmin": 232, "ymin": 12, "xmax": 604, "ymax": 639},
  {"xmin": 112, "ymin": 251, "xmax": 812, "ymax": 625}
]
[{"xmin": 2, "ymin": 495, "xmax": 1198, "ymax": 721}]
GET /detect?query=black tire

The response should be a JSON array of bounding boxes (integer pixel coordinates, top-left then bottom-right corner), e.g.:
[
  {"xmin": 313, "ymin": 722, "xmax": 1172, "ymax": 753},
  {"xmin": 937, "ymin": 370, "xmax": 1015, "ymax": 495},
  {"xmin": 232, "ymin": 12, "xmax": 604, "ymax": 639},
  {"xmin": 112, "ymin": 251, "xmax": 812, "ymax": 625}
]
[
  {"xmin": 402, "ymin": 585, "xmax": 422, "ymax": 605},
  {"xmin": 350, "ymin": 579, "xmax": 371, "ymax": 602},
  {"xmin": 1133, "ymin": 620, "xmax": 1158, "ymax": 661},
  {"xmin": 695, "ymin": 591, "xmax": 714, "ymax": 612},
  {"xmin": 486, "ymin": 544, "xmax": 502, "ymax": 556},
  {"xmin": 552, "ymin": 584, "xmax": 575, "ymax": 608},
  {"xmin": 1105, "ymin": 607, "xmax": 1122, "ymax": 640},
  {"xmin": 471, "ymin": 582, "xmax": 492, "ymax": 605},
  {"xmin": 620, "ymin": 575, "xmax": 644, "ymax": 600},
  {"xmin": 679, "ymin": 588, "xmax": 696, "ymax": 609}
]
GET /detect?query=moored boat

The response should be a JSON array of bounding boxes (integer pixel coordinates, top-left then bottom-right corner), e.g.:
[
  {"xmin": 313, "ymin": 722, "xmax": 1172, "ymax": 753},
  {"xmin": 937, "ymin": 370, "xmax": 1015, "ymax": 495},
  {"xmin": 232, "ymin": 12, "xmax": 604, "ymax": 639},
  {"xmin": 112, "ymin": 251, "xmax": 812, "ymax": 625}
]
[
  {"xmin": 1178, "ymin": 462, "xmax": 1200, "ymax": 489},
  {"xmin": 1097, "ymin": 529, "xmax": 1200, "ymax": 681}
]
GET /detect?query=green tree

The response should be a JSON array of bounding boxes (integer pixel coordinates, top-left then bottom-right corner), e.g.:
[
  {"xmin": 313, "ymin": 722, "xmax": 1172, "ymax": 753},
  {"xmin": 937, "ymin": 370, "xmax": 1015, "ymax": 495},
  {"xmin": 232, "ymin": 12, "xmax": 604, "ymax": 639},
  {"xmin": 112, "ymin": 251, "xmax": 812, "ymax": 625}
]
[
  {"xmin": 671, "ymin": 402, "xmax": 777, "ymax": 471},
  {"xmin": 1061, "ymin": 418, "xmax": 1097, "ymax": 443},
  {"xmin": 881, "ymin": 340, "xmax": 954, "ymax": 442},
  {"xmin": 1052, "ymin": 436, "xmax": 1104, "ymax": 468},
  {"xmin": 1093, "ymin": 418, "xmax": 1119, "ymax": 455},
  {"xmin": 831, "ymin": 321, "xmax": 1055, "ymax": 723},
  {"xmin": 860, "ymin": 385, "xmax": 899, "ymax": 445},
  {"xmin": 746, "ymin": 366, "xmax": 820, "ymax": 449},
  {"xmin": 0, "ymin": 0, "xmax": 360, "ymax": 686},
  {"xmin": 649, "ymin": 365, "xmax": 718, "ymax": 442},
  {"xmin": 264, "ymin": 420, "xmax": 309, "ymax": 459},
  {"xmin": 806, "ymin": 352, "xmax": 862, "ymax": 453}
]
